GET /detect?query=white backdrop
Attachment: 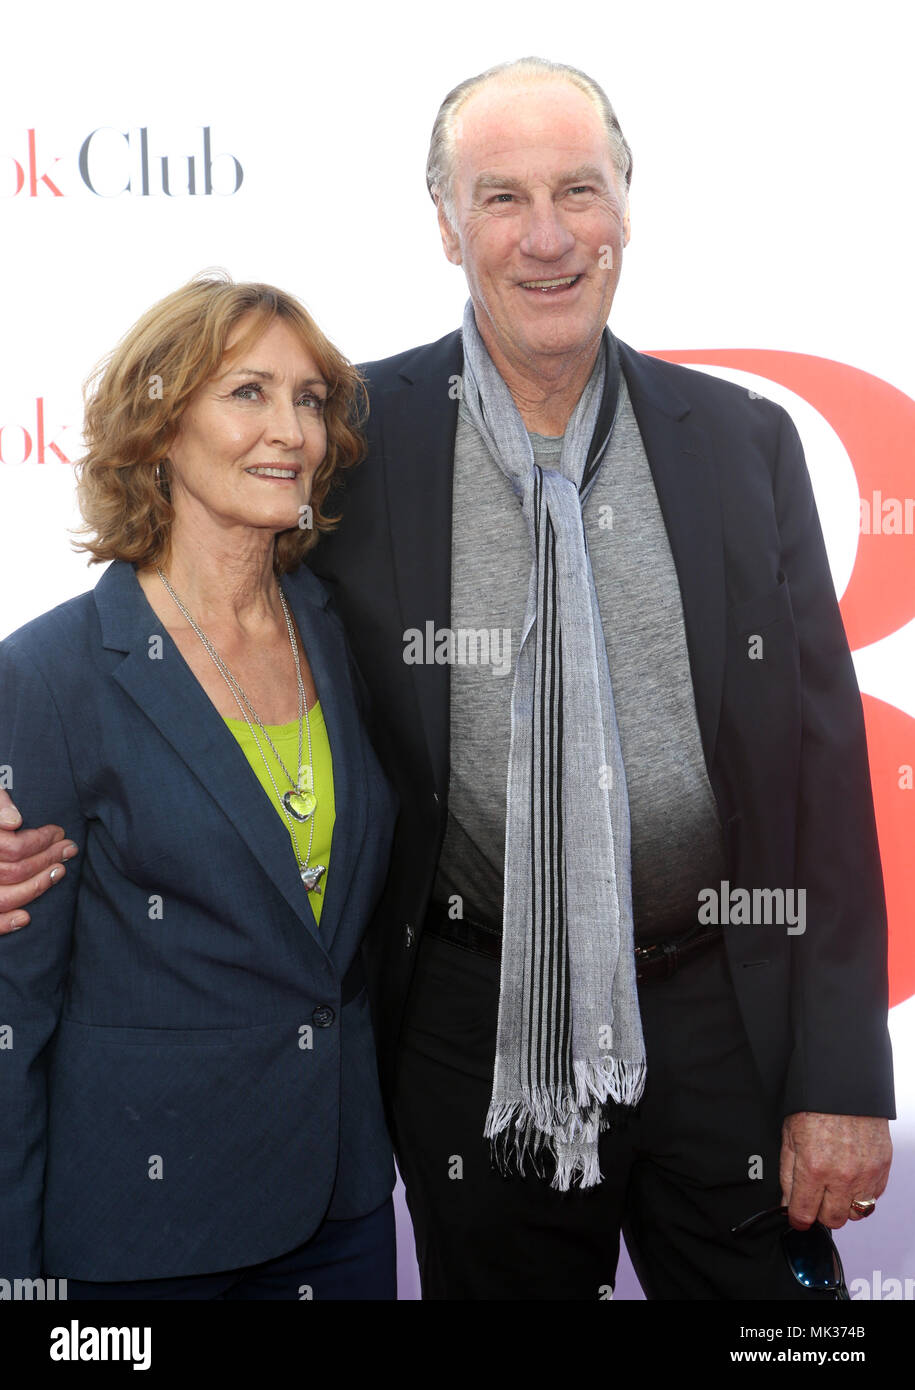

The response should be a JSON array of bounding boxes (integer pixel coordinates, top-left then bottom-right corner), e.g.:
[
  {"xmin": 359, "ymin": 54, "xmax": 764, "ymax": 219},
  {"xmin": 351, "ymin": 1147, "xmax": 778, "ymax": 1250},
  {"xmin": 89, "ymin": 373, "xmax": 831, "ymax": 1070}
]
[{"xmin": 2, "ymin": 0, "xmax": 913, "ymax": 1300}]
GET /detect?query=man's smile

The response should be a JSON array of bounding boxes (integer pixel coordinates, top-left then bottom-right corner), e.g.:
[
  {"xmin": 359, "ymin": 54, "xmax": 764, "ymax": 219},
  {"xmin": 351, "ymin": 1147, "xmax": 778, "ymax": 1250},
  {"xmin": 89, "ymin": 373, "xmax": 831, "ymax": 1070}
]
[{"xmin": 518, "ymin": 273, "xmax": 583, "ymax": 293}]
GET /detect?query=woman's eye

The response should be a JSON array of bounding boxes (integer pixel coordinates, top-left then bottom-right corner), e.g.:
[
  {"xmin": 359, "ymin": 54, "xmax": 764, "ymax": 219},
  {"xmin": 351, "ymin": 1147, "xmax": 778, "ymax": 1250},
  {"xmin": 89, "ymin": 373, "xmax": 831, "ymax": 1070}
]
[{"xmin": 231, "ymin": 385, "xmax": 324, "ymax": 411}]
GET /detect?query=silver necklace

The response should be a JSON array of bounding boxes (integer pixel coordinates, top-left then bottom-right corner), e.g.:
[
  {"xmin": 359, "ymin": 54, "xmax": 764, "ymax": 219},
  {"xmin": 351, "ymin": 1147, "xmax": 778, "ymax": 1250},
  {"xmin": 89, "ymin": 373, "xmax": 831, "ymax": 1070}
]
[{"xmin": 156, "ymin": 567, "xmax": 326, "ymax": 893}]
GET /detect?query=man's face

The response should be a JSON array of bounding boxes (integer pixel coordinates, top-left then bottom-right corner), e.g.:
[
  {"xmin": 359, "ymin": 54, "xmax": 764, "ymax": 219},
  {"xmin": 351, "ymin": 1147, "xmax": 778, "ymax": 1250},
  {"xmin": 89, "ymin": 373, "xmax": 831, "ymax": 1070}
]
[{"xmin": 439, "ymin": 79, "xmax": 630, "ymax": 375}]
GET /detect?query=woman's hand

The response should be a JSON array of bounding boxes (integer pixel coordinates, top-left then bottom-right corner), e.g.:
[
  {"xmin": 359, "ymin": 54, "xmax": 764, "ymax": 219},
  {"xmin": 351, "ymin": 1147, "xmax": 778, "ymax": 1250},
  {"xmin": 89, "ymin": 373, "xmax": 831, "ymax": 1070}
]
[{"xmin": 0, "ymin": 789, "xmax": 78, "ymax": 934}]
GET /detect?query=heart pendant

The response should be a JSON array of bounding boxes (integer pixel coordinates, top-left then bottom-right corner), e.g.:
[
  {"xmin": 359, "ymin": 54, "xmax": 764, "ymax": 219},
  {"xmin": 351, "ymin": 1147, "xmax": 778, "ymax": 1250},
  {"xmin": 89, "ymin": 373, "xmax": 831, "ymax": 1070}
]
[
  {"xmin": 301, "ymin": 865, "xmax": 326, "ymax": 892},
  {"xmin": 283, "ymin": 788, "xmax": 316, "ymax": 822}
]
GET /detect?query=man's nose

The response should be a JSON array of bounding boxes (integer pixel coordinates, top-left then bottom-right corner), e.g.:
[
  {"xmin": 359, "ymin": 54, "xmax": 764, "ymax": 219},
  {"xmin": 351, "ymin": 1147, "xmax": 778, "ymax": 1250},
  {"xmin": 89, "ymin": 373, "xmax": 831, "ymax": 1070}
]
[{"xmin": 518, "ymin": 198, "xmax": 576, "ymax": 261}]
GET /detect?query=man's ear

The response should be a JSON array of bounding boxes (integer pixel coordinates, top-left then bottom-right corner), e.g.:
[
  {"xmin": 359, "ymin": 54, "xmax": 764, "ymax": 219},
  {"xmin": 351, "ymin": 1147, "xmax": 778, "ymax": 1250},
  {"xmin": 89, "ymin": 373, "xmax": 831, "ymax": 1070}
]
[
  {"xmin": 436, "ymin": 196, "xmax": 463, "ymax": 266},
  {"xmin": 622, "ymin": 197, "xmax": 631, "ymax": 248}
]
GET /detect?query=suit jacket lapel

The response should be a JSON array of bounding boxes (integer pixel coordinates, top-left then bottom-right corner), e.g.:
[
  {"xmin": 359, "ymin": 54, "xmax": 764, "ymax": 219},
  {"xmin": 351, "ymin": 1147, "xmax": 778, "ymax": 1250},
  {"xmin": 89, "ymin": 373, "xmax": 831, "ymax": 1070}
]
[
  {"xmin": 378, "ymin": 331, "xmax": 463, "ymax": 796},
  {"xmin": 617, "ymin": 342, "xmax": 727, "ymax": 769},
  {"xmin": 94, "ymin": 560, "xmax": 361, "ymax": 950},
  {"xmin": 281, "ymin": 569, "xmax": 368, "ymax": 953}
]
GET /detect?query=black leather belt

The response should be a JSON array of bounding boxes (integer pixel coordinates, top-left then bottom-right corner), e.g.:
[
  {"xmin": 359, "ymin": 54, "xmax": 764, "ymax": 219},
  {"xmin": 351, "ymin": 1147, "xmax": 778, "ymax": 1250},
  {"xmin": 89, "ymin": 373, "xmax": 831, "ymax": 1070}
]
[
  {"xmin": 633, "ymin": 926, "xmax": 724, "ymax": 981},
  {"xmin": 423, "ymin": 902, "xmax": 723, "ymax": 982},
  {"xmin": 425, "ymin": 905, "xmax": 503, "ymax": 959}
]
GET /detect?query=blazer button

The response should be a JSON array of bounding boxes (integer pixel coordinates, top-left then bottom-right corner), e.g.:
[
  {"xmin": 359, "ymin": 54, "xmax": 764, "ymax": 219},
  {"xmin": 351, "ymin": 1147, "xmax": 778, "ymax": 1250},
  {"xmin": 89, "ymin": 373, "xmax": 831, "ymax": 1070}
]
[
  {"xmin": 404, "ymin": 923, "xmax": 415, "ymax": 949},
  {"xmin": 312, "ymin": 1004, "xmax": 335, "ymax": 1028}
]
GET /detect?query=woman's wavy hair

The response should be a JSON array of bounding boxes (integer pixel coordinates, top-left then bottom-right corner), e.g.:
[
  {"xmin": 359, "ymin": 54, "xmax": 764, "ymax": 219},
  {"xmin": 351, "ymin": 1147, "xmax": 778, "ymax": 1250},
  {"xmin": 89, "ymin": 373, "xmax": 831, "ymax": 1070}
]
[{"xmin": 72, "ymin": 271, "xmax": 367, "ymax": 573}]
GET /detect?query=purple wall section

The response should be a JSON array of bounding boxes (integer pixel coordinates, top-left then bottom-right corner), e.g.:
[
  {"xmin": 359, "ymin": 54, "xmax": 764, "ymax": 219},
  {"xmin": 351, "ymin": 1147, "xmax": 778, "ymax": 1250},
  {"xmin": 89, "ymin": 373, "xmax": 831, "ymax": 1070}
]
[{"xmin": 393, "ymin": 1172, "xmax": 421, "ymax": 1301}]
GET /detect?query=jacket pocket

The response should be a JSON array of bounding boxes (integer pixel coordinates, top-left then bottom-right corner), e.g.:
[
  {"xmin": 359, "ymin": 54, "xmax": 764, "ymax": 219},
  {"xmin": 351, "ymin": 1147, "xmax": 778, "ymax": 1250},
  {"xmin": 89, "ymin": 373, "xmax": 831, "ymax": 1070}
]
[
  {"xmin": 728, "ymin": 573, "xmax": 792, "ymax": 635},
  {"xmin": 56, "ymin": 1018, "xmax": 279, "ymax": 1046}
]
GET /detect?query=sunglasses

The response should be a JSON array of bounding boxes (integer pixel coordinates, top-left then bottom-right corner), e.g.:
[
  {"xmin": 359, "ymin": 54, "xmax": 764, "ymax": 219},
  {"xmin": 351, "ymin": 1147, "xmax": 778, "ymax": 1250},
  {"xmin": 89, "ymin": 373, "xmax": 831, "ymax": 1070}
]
[{"xmin": 731, "ymin": 1205, "xmax": 850, "ymax": 1299}]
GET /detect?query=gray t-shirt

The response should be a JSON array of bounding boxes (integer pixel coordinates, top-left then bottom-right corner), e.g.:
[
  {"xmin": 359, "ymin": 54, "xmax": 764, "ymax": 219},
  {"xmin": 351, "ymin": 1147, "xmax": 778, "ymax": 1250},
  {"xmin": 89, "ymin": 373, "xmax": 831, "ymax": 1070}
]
[{"xmin": 433, "ymin": 375, "xmax": 727, "ymax": 941}]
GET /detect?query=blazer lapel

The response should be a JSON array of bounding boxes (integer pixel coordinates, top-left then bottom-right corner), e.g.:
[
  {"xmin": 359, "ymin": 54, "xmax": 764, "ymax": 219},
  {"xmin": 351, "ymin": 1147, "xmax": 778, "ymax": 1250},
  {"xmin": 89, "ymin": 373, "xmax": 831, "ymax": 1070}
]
[
  {"xmin": 279, "ymin": 568, "xmax": 368, "ymax": 953},
  {"xmin": 94, "ymin": 560, "xmax": 342, "ymax": 948},
  {"xmin": 617, "ymin": 343, "xmax": 727, "ymax": 770},
  {"xmin": 378, "ymin": 331, "xmax": 463, "ymax": 796}
]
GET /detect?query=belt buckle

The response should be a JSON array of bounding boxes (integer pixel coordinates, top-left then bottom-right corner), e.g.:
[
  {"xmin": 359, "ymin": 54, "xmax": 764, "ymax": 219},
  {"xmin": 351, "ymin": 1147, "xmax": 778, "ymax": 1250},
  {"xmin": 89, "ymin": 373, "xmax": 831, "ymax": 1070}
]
[{"xmin": 635, "ymin": 938, "xmax": 680, "ymax": 980}]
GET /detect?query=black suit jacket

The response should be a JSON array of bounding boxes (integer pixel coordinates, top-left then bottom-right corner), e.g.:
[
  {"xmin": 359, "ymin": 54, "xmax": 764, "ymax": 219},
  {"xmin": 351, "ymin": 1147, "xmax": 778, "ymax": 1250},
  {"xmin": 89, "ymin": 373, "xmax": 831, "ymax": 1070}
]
[{"xmin": 309, "ymin": 328, "xmax": 895, "ymax": 1124}]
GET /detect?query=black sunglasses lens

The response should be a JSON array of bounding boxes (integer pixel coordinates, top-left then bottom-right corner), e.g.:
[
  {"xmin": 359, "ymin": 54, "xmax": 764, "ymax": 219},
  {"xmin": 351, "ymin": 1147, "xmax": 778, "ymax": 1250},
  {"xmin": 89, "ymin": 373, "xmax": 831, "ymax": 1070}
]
[{"xmin": 782, "ymin": 1225, "xmax": 843, "ymax": 1290}]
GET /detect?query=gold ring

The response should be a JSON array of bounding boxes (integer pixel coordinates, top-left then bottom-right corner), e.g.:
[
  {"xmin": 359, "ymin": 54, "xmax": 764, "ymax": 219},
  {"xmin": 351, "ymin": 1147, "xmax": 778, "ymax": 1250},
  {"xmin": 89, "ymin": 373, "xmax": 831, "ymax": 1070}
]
[{"xmin": 850, "ymin": 1197, "xmax": 877, "ymax": 1217}]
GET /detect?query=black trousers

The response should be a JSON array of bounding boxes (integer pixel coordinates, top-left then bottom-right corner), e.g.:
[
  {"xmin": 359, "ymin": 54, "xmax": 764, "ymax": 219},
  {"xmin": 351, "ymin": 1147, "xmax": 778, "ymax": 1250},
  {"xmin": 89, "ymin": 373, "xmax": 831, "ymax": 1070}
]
[{"xmin": 390, "ymin": 929, "xmax": 836, "ymax": 1300}]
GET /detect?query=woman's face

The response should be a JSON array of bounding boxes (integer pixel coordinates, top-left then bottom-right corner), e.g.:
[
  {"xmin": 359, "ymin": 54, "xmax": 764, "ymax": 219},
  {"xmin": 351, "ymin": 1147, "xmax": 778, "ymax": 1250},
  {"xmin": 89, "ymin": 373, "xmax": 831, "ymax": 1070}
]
[{"xmin": 165, "ymin": 315, "xmax": 328, "ymax": 543}]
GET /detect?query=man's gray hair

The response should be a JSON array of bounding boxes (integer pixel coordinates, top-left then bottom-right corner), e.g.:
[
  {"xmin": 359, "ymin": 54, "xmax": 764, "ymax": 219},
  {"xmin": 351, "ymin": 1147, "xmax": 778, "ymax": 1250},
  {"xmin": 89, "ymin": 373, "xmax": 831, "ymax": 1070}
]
[{"xmin": 426, "ymin": 56, "xmax": 633, "ymax": 227}]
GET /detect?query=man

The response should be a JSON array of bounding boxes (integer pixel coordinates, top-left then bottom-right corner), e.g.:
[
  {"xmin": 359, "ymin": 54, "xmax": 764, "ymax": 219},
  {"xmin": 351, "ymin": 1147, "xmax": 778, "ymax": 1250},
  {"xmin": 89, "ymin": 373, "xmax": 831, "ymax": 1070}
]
[{"xmin": 0, "ymin": 57, "xmax": 894, "ymax": 1299}]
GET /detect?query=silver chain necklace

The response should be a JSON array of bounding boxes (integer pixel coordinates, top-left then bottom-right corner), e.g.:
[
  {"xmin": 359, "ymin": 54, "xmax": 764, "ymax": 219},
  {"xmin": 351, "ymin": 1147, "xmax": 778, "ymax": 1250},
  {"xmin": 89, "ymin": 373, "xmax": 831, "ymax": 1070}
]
[{"xmin": 156, "ymin": 567, "xmax": 326, "ymax": 893}]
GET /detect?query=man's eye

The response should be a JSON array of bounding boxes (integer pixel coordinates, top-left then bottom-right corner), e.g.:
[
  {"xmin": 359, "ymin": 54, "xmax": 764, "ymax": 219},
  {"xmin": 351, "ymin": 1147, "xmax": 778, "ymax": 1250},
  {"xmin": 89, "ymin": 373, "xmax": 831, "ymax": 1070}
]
[
  {"xmin": 491, "ymin": 193, "xmax": 515, "ymax": 204},
  {"xmin": 568, "ymin": 185, "xmax": 593, "ymax": 195}
]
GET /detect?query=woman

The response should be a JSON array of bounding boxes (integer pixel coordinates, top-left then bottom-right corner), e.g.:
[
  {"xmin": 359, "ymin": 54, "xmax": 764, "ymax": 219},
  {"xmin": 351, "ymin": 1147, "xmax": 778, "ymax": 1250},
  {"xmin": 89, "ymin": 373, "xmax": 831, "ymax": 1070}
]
[{"xmin": 0, "ymin": 273, "xmax": 398, "ymax": 1299}]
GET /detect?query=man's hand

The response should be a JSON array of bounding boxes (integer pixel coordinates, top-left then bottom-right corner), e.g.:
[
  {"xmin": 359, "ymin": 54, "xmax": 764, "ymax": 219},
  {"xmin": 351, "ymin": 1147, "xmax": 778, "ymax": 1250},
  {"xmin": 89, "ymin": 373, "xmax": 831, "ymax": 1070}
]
[
  {"xmin": 780, "ymin": 1111, "xmax": 892, "ymax": 1229},
  {"xmin": 0, "ymin": 789, "xmax": 78, "ymax": 934}
]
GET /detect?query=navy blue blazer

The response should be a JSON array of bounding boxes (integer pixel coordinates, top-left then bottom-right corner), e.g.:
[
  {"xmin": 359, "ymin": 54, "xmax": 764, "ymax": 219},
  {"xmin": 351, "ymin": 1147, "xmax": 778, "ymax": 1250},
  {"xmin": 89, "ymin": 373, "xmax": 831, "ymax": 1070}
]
[
  {"xmin": 310, "ymin": 329, "xmax": 894, "ymax": 1124},
  {"xmin": 0, "ymin": 558, "xmax": 397, "ymax": 1281}
]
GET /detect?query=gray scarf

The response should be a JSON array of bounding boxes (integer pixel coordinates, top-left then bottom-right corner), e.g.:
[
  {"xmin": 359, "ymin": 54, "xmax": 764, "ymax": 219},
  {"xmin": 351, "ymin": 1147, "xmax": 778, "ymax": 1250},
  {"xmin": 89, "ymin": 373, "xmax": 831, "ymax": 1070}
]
[{"xmin": 460, "ymin": 300, "xmax": 646, "ymax": 1190}]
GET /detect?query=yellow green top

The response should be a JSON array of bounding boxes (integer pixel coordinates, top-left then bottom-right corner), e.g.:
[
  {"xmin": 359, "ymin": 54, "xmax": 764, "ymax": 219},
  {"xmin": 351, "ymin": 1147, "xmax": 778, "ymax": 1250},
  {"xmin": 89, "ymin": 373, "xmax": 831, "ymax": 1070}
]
[{"xmin": 224, "ymin": 703, "xmax": 335, "ymax": 925}]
